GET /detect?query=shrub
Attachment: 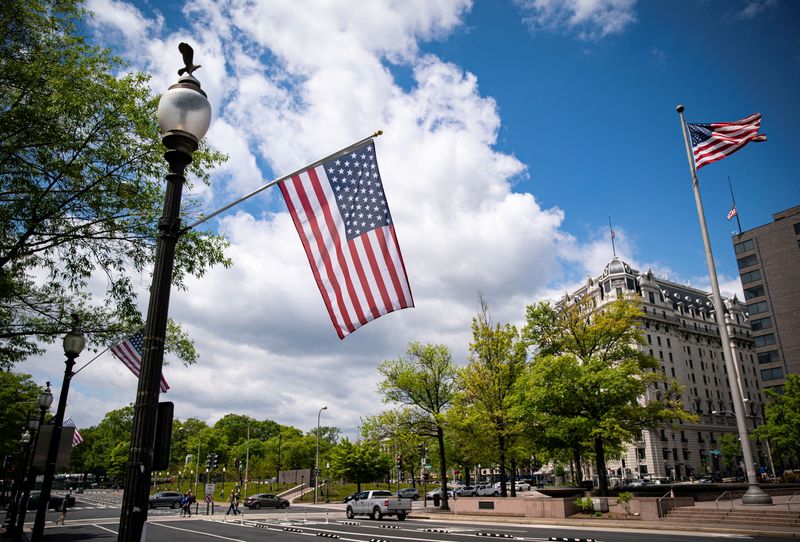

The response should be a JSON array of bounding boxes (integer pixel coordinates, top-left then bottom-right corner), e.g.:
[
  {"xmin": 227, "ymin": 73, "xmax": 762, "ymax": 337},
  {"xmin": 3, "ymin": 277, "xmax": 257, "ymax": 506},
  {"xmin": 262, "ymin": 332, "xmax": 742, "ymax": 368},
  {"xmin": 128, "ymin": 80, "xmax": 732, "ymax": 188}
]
[
  {"xmin": 617, "ymin": 491, "xmax": 633, "ymax": 515},
  {"xmin": 576, "ymin": 496, "xmax": 594, "ymax": 513}
]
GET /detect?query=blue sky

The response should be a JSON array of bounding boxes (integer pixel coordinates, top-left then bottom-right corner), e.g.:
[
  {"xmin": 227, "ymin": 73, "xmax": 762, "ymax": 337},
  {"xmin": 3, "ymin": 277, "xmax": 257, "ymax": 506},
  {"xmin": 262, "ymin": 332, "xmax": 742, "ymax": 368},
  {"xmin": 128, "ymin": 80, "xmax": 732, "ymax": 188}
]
[{"xmin": 25, "ymin": 0, "xmax": 799, "ymax": 436}]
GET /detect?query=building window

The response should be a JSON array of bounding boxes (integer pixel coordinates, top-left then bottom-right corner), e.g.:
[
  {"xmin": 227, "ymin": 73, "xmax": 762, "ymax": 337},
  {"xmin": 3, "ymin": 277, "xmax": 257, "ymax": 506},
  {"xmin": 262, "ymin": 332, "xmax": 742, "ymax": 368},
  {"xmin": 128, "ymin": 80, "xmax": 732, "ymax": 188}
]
[
  {"xmin": 737, "ymin": 254, "xmax": 758, "ymax": 269},
  {"xmin": 757, "ymin": 350, "xmax": 780, "ymax": 364},
  {"xmin": 744, "ymin": 285, "xmax": 765, "ymax": 300},
  {"xmin": 794, "ymin": 222, "xmax": 800, "ymax": 235},
  {"xmin": 649, "ymin": 291, "xmax": 655, "ymax": 303},
  {"xmin": 761, "ymin": 367, "xmax": 784, "ymax": 381},
  {"xmin": 751, "ymin": 317, "xmax": 773, "ymax": 331},
  {"xmin": 740, "ymin": 269, "xmax": 762, "ymax": 284},
  {"xmin": 754, "ymin": 334, "xmax": 776, "ymax": 348},
  {"xmin": 734, "ymin": 239, "xmax": 755, "ymax": 254},
  {"xmin": 748, "ymin": 300, "xmax": 769, "ymax": 315}
]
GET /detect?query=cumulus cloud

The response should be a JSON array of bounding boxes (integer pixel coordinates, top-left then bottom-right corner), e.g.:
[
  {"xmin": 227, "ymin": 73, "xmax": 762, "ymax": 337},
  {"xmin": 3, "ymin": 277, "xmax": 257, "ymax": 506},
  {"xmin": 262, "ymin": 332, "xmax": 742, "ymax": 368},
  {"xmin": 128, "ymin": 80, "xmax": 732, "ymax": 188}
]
[
  {"xmin": 515, "ymin": 0, "xmax": 638, "ymax": 40},
  {"xmin": 38, "ymin": 0, "xmax": 622, "ymax": 435}
]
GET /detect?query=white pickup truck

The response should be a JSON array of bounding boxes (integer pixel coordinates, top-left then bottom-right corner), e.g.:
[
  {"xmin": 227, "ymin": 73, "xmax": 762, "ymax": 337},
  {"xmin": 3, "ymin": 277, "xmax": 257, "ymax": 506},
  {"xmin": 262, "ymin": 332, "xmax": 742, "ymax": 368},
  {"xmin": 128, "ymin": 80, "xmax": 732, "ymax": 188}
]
[{"xmin": 345, "ymin": 490, "xmax": 412, "ymax": 521}]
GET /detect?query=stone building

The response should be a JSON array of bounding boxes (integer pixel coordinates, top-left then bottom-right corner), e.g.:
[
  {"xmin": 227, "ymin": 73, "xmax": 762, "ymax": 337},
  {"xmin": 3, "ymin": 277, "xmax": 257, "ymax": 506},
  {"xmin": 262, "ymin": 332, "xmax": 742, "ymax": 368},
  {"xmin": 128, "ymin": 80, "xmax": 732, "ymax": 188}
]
[{"xmin": 566, "ymin": 257, "xmax": 769, "ymax": 481}]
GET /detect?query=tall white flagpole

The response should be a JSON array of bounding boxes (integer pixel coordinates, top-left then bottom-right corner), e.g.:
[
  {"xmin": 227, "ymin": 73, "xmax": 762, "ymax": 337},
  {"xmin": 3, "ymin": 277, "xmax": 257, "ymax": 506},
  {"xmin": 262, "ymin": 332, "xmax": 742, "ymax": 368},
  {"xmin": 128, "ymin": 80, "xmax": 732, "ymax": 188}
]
[{"xmin": 676, "ymin": 105, "xmax": 771, "ymax": 505}]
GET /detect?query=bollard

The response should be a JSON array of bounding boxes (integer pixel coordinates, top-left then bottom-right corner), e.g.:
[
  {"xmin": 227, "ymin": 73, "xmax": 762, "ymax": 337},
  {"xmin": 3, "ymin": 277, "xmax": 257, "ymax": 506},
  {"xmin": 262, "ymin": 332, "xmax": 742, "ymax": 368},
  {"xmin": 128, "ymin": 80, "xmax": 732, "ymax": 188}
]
[{"xmin": 326, "ymin": 511, "xmax": 329, "ymax": 524}]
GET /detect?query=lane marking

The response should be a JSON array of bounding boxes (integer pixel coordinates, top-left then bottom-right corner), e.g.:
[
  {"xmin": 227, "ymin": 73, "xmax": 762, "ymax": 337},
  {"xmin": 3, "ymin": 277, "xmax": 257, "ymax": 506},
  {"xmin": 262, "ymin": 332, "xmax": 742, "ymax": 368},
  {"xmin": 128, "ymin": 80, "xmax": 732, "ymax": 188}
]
[
  {"xmin": 92, "ymin": 524, "xmax": 118, "ymax": 534},
  {"xmin": 150, "ymin": 521, "xmax": 247, "ymax": 541}
]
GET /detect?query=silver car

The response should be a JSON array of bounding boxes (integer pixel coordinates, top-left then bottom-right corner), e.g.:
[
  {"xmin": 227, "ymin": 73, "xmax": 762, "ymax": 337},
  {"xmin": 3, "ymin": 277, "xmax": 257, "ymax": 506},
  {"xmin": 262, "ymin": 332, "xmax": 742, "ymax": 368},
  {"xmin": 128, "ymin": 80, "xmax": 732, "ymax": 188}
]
[{"xmin": 148, "ymin": 491, "xmax": 183, "ymax": 509}]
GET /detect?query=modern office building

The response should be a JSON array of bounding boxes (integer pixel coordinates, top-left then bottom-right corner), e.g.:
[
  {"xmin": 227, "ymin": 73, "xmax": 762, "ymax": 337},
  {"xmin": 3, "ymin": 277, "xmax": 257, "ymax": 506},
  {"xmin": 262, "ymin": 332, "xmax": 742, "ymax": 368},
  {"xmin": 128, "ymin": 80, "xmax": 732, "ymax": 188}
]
[
  {"xmin": 564, "ymin": 257, "xmax": 770, "ymax": 481},
  {"xmin": 731, "ymin": 205, "xmax": 800, "ymax": 393}
]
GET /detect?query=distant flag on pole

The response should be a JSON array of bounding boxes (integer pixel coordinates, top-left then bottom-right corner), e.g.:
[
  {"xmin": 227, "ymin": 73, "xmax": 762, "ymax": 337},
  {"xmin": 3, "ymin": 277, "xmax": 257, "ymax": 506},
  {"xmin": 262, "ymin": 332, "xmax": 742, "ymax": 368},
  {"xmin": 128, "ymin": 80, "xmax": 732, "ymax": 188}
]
[
  {"xmin": 687, "ymin": 113, "xmax": 766, "ymax": 169},
  {"xmin": 63, "ymin": 418, "xmax": 83, "ymax": 447},
  {"xmin": 608, "ymin": 216, "xmax": 617, "ymax": 257},
  {"xmin": 110, "ymin": 332, "xmax": 170, "ymax": 392},
  {"xmin": 279, "ymin": 139, "xmax": 413, "ymax": 339},
  {"xmin": 727, "ymin": 206, "xmax": 737, "ymax": 221}
]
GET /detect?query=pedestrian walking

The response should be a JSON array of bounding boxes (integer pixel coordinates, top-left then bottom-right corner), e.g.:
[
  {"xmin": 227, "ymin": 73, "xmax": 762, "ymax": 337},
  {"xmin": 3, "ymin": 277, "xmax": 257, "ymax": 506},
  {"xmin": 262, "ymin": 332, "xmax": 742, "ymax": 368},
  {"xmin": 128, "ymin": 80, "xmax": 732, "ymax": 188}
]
[
  {"xmin": 54, "ymin": 492, "xmax": 70, "ymax": 525},
  {"xmin": 225, "ymin": 488, "xmax": 240, "ymax": 516},
  {"xmin": 182, "ymin": 491, "xmax": 195, "ymax": 517},
  {"xmin": 179, "ymin": 493, "xmax": 189, "ymax": 517}
]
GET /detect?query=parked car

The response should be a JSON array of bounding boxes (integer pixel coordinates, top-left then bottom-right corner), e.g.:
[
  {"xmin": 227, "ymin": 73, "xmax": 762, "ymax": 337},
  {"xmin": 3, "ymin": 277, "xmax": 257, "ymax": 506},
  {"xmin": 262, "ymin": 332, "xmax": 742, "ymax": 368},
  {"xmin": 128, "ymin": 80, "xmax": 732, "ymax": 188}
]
[
  {"xmin": 627, "ymin": 479, "xmax": 648, "ymax": 487},
  {"xmin": 397, "ymin": 488, "xmax": 419, "ymax": 500},
  {"xmin": 243, "ymin": 493, "xmax": 290, "ymax": 509},
  {"xmin": 148, "ymin": 491, "xmax": 184, "ymax": 509},
  {"xmin": 26, "ymin": 491, "xmax": 76, "ymax": 510},
  {"xmin": 425, "ymin": 487, "xmax": 454, "ymax": 499},
  {"xmin": 476, "ymin": 484, "xmax": 499, "ymax": 497},
  {"xmin": 456, "ymin": 485, "xmax": 477, "ymax": 497},
  {"xmin": 343, "ymin": 491, "xmax": 359, "ymax": 503},
  {"xmin": 514, "ymin": 481, "xmax": 531, "ymax": 491}
]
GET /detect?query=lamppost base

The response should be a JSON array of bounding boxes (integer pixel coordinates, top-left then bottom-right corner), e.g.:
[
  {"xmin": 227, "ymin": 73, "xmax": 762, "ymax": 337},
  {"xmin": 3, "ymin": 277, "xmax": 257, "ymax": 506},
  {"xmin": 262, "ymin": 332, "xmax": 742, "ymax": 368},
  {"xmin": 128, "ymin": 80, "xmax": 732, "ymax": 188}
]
[{"xmin": 741, "ymin": 483, "xmax": 773, "ymax": 505}]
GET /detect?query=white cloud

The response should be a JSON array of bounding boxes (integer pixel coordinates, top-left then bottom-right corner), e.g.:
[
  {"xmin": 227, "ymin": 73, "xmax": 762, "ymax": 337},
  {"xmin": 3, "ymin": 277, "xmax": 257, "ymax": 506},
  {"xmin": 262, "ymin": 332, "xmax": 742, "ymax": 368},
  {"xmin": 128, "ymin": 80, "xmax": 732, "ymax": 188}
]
[
  {"xmin": 515, "ymin": 0, "xmax": 638, "ymax": 40},
  {"xmin": 25, "ymin": 0, "xmax": 635, "ymax": 437}
]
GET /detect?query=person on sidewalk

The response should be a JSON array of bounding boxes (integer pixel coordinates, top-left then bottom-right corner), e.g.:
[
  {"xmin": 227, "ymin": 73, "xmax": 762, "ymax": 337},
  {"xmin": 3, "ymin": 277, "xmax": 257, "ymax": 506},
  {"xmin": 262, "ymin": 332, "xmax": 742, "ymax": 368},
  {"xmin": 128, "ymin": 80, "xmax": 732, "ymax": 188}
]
[
  {"xmin": 225, "ymin": 489, "xmax": 241, "ymax": 517},
  {"xmin": 53, "ymin": 492, "xmax": 70, "ymax": 525}
]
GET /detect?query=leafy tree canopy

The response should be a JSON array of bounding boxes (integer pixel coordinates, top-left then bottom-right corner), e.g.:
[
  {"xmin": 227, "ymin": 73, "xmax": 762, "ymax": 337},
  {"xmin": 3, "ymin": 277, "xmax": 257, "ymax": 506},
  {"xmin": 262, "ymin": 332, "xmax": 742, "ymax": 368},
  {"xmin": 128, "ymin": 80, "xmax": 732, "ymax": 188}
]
[
  {"xmin": 0, "ymin": 0, "xmax": 230, "ymax": 368},
  {"xmin": 751, "ymin": 374, "xmax": 800, "ymax": 467}
]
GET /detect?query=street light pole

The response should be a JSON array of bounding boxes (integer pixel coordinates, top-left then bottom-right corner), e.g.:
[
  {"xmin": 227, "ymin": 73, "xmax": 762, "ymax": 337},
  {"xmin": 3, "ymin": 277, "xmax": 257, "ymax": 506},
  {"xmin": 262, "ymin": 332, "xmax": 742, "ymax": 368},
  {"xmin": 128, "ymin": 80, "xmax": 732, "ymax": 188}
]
[
  {"xmin": 315, "ymin": 406, "xmax": 327, "ymax": 504},
  {"xmin": 117, "ymin": 44, "xmax": 211, "ymax": 542},
  {"xmin": 32, "ymin": 318, "xmax": 85, "ymax": 541},
  {"xmin": 13, "ymin": 383, "xmax": 53, "ymax": 536}
]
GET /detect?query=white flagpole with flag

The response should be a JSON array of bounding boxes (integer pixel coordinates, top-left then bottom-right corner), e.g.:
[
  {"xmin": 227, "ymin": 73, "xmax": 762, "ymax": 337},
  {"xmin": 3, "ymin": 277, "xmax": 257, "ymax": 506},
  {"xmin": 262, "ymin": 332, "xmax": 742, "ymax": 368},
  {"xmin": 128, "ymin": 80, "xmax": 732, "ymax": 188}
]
[{"xmin": 676, "ymin": 104, "xmax": 771, "ymax": 505}]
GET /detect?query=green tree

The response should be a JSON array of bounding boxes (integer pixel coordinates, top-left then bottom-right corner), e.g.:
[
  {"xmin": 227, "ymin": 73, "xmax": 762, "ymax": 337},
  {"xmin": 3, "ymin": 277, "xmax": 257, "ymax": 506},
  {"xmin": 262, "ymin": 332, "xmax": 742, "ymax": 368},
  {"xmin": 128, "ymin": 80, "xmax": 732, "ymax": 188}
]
[
  {"xmin": 719, "ymin": 433, "xmax": 741, "ymax": 474},
  {"xmin": 0, "ymin": 372, "xmax": 45, "ymax": 462},
  {"xmin": 70, "ymin": 404, "xmax": 134, "ymax": 480},
  {"xmin": 521, "ymin": 297, "xmax": 696, "ymax": 495},
  {"xmin": 378, "ymin": 342, "xmax": 458, "ymax": 510},
  {"xmin": 751, "ymin": 374, "xmax": 800, "ymax": 470},
  {"xmin": 0, "ymin": 0, "xmax": 230, "ymax": 368},
  {"xmin": 329, "ymin": 438, "xmax": 392, "ymax": 491},
  {"xmin": 361, "ymin": 408, "xmax": 426, "ymax": 488},
  {"xmin": 458, "ymin": 300, "xmax": 528, "ymax": 496}
]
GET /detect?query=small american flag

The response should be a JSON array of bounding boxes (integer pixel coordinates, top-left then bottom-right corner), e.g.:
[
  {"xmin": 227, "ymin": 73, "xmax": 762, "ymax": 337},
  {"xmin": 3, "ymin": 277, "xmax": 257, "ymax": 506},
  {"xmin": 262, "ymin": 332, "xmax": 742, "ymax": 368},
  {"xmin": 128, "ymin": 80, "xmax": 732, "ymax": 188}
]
[
  {"xmin": 110, "ymin": 332, "xmax": 170, "ymax": 392},
  {"xmin": 63, "ymin": 418, "xmax": 83, "ymax": 447},
  {"xmin": 727, "ymin": 206, "xmax": 737, "ymax": 221},
  {"xmin": 687, "ymin": 113, "xmax": 766, "ymax": 170},
  {"xmin": 280, "ymin": 140, "xmax": 413, "ymax": 339}
]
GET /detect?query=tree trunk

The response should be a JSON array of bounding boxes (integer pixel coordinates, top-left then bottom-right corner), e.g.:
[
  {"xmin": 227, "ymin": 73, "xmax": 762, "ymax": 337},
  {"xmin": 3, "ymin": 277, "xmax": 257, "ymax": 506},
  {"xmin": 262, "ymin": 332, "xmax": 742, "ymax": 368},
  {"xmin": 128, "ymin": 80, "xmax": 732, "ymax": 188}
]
[
  {"xmin": 510, "ymin": 457, "xmax": 517, "ymax": 497},
  {"xmin": 594, "ymin": 435, "xmax": 608, "ymax": 496},
  {"xmin": 437, "ymin": 425, "xmax": 449, "ymax": 510},
  {"xmin": 572, "ymin": 446, "xmax": 583, "ymax": 484},
  {"xmin": 498, "ymin": 435, "xmax": 507, "ymax": 497}
]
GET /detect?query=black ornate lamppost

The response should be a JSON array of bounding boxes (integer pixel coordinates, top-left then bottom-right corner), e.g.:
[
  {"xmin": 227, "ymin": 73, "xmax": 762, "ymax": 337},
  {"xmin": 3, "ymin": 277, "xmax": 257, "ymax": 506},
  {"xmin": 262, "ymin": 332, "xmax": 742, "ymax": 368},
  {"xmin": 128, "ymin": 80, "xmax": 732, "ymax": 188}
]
[
  {"xmin": 117, "ymin": 44, "xmax": 211, "ymax": 542},
  {"xmin": 11, "ymin": 383, "xmax": 53, "ymax": 537},
  {"xmin": 31, "ymin": 320, "xmax": 85, "ymax": 541}
]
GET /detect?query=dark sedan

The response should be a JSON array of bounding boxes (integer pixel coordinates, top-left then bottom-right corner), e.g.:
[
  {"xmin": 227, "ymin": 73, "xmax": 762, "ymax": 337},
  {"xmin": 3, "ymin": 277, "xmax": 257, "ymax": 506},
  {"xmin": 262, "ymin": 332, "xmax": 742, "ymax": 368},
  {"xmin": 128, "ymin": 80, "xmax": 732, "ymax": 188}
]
[
  {"xmin": 148, "ymin": 491, "xmax": 184, "ymax": 509},
  {"xmin": 243, "ymin": 493, "xmax": 289, "ymax": 509}
]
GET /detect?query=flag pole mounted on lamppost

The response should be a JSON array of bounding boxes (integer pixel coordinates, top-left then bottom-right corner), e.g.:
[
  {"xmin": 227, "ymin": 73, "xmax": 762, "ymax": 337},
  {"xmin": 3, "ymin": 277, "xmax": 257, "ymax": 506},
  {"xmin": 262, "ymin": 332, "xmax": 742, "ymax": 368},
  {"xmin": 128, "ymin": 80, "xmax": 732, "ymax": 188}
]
[
  {"xmin": 117, "ymin": 43, "xmax": 212, "ymax": 541},
  {"xmin": 676, "ymin": 104, "xmax": 771, "ymax": 505}
]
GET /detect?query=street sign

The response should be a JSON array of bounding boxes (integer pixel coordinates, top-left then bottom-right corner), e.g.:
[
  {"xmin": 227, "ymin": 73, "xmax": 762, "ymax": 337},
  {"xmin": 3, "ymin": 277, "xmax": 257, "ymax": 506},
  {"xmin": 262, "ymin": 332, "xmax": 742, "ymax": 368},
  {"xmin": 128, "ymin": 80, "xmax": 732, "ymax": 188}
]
[
  {"xmin": 204, "ymin": 494, "xmax": 213, "ymax": 503},
  {"xmin": 205, "ymin": 483, "xmax": 215, "ymax": 495}
]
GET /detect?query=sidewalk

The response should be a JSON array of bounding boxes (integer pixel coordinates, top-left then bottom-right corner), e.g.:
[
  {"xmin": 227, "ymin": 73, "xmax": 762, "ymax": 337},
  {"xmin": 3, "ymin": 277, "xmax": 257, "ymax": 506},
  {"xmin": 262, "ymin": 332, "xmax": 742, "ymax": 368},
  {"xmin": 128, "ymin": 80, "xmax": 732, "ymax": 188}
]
[{"xmin": 413, "ymin": 495, "xmax": 799, "ymax": 539}]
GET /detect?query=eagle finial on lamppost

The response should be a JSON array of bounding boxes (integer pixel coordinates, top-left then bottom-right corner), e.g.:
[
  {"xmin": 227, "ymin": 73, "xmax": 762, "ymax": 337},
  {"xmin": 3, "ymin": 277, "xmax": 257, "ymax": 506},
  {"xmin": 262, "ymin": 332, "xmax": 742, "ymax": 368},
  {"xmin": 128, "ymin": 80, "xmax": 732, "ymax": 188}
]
[{"xmin": 178, "ymin": 42, "xmax": 201, "ymax": 76}]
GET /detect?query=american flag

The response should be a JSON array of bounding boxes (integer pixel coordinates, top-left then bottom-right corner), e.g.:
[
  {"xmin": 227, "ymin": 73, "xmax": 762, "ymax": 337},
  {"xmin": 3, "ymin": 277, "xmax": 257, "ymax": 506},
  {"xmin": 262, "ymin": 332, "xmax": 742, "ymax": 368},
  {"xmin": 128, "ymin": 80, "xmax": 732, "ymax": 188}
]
[
  {"xmin": 687, "ymin": 113, "xmax": 766, "ymax": 170},
  {"xmin": 727, "ymin": 206, "xmax": 737, "ymax": 221},
  {"xmin": 280, "ymin": 140, "xmax": 413, "ymax": 339},
  {"xmin": 63, "ymin": 418, "xmax": 83, "ymax": 447},
  {"xmin": 110, "ymin": 332, "xmax": 170, "ymax": 392}
]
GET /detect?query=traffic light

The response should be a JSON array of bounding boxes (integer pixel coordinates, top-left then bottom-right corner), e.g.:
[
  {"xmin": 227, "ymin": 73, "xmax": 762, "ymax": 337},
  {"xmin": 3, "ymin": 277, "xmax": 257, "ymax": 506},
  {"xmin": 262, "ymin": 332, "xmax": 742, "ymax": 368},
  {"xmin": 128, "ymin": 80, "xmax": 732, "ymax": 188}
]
[
  {"xmin": 417, "ymin": 443, "xmax": 425, "ymax": 456},
  {"xmin": 211, "ymin": 453, "xmax": 219, "ymax": 469},
  {"xmin": 234, "ymin": 458, "xmax": 239, "ymax": 470},
  {"xmin": 205, "ymin": 453, "xmax": 212, "ymax": 470}
]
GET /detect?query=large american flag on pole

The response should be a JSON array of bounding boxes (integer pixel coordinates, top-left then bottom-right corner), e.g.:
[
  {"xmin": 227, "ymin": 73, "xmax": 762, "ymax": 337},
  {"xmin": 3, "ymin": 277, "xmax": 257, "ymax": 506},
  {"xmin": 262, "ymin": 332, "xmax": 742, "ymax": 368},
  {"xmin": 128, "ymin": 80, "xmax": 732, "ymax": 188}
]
[
  {"xmin": 687, "ymin": 113, "xmax": 766, "ymax": 169},
  {"xmin": 110, "ymin": 332, "xmax": 170, "ymax": 392},
  {"xmin": 280, "ymin": 140, "xmax": 413, "ymax": 339}
]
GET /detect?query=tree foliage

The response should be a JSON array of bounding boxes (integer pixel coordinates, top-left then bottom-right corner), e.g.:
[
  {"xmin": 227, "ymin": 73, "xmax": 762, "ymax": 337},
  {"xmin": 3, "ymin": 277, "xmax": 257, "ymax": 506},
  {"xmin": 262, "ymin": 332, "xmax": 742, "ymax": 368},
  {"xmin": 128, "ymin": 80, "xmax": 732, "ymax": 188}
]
[
  {"xmin": 520, "ymin": 297, "xmax": 696, "ymax": 495},
  {"xmin": 751, "ymin": 374, "xmax": 800, "ymax": 469},
  {"xmin": 0, "ymin": 0, "xmax": 230, "ymax": 368},
  {"xmin": 377, "ymin": 342, "xmax": 458, "ymax": 509},
  {"xmin": 458, "ymin": 299, "xmax": 528, "ymax": 496},
  {"xmin": 329, "ymin": 438, "xmax": 392, "ymax": 492},
  {"xmin": 0, "ymin": 371, "xmax": 45, "ymax": 460}
]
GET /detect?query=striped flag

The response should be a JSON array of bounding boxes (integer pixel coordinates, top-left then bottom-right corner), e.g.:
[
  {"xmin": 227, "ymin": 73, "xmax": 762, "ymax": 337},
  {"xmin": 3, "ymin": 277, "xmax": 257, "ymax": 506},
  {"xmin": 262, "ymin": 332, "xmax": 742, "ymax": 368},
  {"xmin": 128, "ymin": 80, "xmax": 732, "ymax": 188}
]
[
  {"xmin": 727, "ymin": 206, "xmax": 737, "ymax": 221},
  {"xmin": 110, "ymin": 332, "xmax": 170, "ymax": 392},
  {"xmin": 279, "ymin": 139, "xmax": 413, "ymax": 339},
  {"xmin": 63, "ymin": 418, "xmax": 83, "ymax": 446},
  {"xmin": 687, "ymin": 113, "xmax": 766, "ymax": 169}
]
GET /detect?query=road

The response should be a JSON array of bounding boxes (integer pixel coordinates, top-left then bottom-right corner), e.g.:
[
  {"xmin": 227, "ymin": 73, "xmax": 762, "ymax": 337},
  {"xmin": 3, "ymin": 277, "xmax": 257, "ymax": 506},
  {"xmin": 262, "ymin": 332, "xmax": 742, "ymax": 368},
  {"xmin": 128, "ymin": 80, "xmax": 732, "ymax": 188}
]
[{"xmin": 5, "ymin": 492, "xmax": 792, "ymax": 542}]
